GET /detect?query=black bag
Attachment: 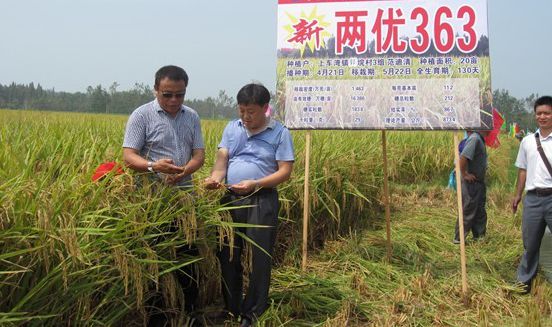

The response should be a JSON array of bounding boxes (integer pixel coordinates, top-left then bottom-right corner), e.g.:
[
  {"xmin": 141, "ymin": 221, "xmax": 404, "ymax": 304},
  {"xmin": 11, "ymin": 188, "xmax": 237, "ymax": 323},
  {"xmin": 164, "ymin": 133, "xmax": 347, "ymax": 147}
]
[{"xmin": 535, "ymin": 133, "xmax": 552, "ymax": 178}]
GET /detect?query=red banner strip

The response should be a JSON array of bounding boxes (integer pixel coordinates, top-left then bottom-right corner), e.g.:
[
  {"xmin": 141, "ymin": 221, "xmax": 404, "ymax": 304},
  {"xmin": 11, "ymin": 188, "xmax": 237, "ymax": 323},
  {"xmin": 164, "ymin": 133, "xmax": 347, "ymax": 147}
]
[{"xmin": 279, "ymin": 0, "xmax": 393, "ymax": 4}]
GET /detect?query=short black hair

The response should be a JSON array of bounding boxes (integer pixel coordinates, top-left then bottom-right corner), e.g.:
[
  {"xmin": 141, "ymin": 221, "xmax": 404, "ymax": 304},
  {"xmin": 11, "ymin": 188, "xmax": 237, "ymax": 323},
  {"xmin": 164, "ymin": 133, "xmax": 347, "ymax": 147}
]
[
  {"xmin": 237, "ymin": 83, "xmax": 270, "ymax": 106},
  {"xmin": 154, "ymin": 65, "xmax": 189, "ymax": 89},
  {"xmin": 534, "ymin": 96, "xmax": 552, "ymax": 111}
]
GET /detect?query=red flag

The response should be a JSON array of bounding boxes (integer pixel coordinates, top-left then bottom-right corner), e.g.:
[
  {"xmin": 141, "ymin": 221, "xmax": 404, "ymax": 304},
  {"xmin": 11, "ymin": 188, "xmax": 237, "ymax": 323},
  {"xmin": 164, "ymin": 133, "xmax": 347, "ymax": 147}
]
[
  {"xmin": 92, "ymin": 161, "xmax": 124, "ymax": 182},
  {"xmin": 484, "ymin": 108, "xmax": 504, "ymax": 148},
  {"xmin": 514, "ymin": 122, "xmax": 521, "ymax": 134}
]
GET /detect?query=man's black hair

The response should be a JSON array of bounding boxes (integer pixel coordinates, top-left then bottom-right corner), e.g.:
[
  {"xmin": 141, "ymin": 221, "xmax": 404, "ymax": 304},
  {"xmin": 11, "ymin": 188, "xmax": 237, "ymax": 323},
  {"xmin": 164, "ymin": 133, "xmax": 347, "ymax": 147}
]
[
  {"xmin": 534, "ymin": 96, "xmax": 552, "ymax": 111},
  {"xmin": 154, "ymin": 65, "xmax": 189, "ymax": 89},
  {"xmin": 237, "ymin": 83, "xmax": 270, "ymax": 106}
]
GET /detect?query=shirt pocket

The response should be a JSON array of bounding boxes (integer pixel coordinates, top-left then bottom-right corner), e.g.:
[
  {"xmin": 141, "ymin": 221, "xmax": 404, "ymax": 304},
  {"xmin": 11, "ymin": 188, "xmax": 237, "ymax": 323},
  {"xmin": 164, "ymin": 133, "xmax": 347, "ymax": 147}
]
[
  {"xmin": 146, "ymin": 121, "xmax": 175, "ymax": 149},
  {"xmin": 252, "ymin": 139, "xmax": 277, "ymax": 163},
  {"xmin": 177, "ymin": 124, "xmax": 194, "ymax": 149}
]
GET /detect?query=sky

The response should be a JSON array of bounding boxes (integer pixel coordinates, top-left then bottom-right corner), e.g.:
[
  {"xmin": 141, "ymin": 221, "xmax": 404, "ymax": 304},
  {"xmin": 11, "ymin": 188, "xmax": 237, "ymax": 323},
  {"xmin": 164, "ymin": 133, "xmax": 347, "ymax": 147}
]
[{"xmin": 1, "ymin": 0, "xmax": 550, "ymax": 100}]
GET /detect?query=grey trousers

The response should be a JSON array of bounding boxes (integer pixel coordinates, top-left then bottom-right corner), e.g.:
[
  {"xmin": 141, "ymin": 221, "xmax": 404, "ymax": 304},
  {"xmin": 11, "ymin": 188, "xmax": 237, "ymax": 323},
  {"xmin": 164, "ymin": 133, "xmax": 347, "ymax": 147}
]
[
  {"xmin": 455, "ymin": 180, "xmax": 487, "ymax": 240},
  {"xmin": 517, "ymin": 193, "xmax": 552, "ymax": 284}
]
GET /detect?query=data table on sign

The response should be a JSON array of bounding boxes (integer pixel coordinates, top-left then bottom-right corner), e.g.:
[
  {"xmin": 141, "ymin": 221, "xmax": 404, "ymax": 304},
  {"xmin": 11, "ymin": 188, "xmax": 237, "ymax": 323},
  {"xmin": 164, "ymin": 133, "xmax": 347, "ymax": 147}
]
[{"xmin": 285, "ymin": 78, "xmax": 481, "ymax": 129}]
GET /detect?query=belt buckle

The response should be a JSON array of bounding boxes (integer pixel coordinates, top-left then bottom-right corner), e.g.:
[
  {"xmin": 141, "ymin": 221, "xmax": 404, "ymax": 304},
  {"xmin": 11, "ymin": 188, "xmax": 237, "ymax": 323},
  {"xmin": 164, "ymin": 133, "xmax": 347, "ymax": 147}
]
[{"xmin": 536, "ymin": 188, "xmax": 552, "ymax": 196}]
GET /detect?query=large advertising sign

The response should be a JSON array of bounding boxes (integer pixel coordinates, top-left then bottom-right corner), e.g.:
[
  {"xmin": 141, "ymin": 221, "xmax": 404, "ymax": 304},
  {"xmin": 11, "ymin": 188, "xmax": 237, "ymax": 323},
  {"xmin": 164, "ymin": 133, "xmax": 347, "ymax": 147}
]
[{"xmin": 277, "ymin": 0, "xmax": 492, "ymax": 130}]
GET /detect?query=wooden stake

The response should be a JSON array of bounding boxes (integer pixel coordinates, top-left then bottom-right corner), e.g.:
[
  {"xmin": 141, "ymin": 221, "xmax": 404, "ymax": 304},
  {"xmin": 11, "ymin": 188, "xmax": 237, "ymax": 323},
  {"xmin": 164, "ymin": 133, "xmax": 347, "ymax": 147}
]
[
  {"xmin": 382, "ymin": 130, "xmax": 392, "ymax": 261},
  {"xmin": 302, "ymin": 131, "xmax": 312, "ymax": 271},
  {"xmin": 453, "ymin": 133, "xmax": 469, "ymax": 297}
]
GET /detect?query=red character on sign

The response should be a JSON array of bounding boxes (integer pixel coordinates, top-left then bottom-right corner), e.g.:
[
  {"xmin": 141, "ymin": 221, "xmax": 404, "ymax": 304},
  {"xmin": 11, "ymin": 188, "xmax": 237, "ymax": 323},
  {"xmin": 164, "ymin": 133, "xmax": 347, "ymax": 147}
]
[
  {"xmin": 287, "ymin": 18, "xmax": 324, "ymax": 50},
  {"xmin": 457, "ymin": 5, "xmax": 478, "ymax": 53},
  {"xmin": 372, "ymin": 8, "xmax": 407, "ymax": 54},
  {"xmin": 335, "ymin": 11, "xmax": 368, "ymax": 55},
  {"xmin": 410, "ymin": 7, "xmax": 430, "ymax": 54}
]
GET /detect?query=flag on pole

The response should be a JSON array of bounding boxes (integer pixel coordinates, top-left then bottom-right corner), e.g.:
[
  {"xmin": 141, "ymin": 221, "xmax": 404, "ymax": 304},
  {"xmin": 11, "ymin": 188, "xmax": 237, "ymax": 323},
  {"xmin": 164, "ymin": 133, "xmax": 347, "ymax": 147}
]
[
  {"xmin": 484, "ymin": 108, "xmax": 504, "ymax": 148},
  {"xmin": 501, "ymin": 119, "xmax": 508, "ymax": 131},
  {"xmin": 92, "ymin": 161, "xmax": 124, "ymax": 182}
]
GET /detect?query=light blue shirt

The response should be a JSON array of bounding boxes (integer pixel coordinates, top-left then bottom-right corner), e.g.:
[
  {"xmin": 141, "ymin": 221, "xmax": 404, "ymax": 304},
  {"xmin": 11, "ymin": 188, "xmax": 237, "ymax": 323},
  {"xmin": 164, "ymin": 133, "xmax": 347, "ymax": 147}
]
[
  {"xmin": 123, "ymin": 99, "xmax": 204, "ymax": 185},
  {"xmin": 219, "ymin": 119, "xmax": 294, "ymax": 185}
]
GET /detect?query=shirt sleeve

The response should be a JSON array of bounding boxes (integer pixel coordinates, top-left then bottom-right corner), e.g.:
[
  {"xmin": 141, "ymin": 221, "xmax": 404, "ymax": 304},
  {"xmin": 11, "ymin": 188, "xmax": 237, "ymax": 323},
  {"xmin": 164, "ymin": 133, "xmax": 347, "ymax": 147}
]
[
  {"xmin": 515, "ymin": 137, "xmax": 528, "ymax": 169},
  {"xmin": 218, "ymin": 121, "xmax": 233, "ymax": 150},
  {"xmin": 276, "ymin": 127, "xmax": 295, "ymax": 161},
  {"xmin": 192, "ymin": 112, "xmax": 204, "ymax": 149},
  {"xmin": 460, "ymin": 135, "xmax": 477, "ymax": 161},
  {"xmin": 123, "ymin": 111, "xmax": 146, "ymax": 150}
]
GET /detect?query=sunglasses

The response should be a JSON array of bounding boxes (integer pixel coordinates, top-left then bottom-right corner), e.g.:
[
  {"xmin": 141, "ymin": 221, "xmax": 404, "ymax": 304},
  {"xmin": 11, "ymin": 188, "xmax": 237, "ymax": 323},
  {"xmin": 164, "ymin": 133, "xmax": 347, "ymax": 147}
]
[{"xmin": 161, "ymin": 92, "xmax": 185, "ymax": 99}]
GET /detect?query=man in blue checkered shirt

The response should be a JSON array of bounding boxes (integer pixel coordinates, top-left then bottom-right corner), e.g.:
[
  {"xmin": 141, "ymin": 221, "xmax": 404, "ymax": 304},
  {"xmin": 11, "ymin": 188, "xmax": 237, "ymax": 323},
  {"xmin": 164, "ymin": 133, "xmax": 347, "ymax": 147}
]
[
  {"xmin": 123, "ymin": 65, "xmax": 205, "ymax": 326},
  {"xmin": 123, "ymin": 65, "xmax": 204, "ymax": 187}
]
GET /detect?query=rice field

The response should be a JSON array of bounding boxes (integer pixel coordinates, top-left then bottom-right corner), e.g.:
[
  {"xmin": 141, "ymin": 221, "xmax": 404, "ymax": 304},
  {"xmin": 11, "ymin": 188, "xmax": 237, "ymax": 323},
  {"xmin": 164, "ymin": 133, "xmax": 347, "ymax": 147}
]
[{"xmin": 0, "ymin": 109, "xmax": 550, "ymax": 326}]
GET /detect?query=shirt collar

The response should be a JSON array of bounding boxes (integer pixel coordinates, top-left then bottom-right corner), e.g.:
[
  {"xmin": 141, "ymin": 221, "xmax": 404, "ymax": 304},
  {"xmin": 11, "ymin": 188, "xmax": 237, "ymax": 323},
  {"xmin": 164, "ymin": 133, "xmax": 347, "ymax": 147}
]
[
  {"xmin": 238, "ymin": 117, "xmax": 275, "ymax": 129},
  {"xmin": 267, "ymin": 118, "xmax": 276, "ymax": 129},
  {"xmin": 153, "ymin": 99, "xmax": 184, "ymax": 115},
  {"xmin": 239, "ymin": 117, "xmax": 274, "ymax": 137},
  {"xmin": 535, "ymin": 129, "xmax": 552, "ymax": 140}
]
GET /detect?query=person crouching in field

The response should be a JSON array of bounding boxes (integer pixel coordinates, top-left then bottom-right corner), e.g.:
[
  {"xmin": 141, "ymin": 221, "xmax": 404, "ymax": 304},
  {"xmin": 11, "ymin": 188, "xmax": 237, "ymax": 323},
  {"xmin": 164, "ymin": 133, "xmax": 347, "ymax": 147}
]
[
  {"xmin": 204, "ymin": 83, "xmax": 294, "ymax": 327},
  {"xmin": 123, "ymin": 65, "xmax": 205, "ymax": 326},
  {"xmin": 512, "ymin": 95, "xmax": 552, "ymax": 295},
  {"xmin": 454, "ymin": 130, "xmax": 489, "ymax": 244}
]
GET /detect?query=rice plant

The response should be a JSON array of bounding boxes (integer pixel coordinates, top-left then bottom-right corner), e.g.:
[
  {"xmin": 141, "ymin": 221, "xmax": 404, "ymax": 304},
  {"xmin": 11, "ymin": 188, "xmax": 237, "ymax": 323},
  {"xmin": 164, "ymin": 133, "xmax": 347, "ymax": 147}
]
[{"xmin": 0, "ymin": 110, "xmax": 549, "ymax": 326}]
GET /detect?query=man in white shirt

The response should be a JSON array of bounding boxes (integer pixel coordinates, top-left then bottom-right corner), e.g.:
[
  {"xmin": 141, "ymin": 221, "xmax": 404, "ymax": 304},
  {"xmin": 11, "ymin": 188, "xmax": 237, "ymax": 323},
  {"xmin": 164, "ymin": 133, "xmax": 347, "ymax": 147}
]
[{"xmin": 512, "ymin": 95, "xmax": 552, "ymax": 294}]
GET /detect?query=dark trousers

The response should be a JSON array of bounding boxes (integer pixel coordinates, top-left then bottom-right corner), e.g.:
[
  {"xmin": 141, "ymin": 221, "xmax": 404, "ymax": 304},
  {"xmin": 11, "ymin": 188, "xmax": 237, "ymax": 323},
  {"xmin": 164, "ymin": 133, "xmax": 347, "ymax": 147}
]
[
  {"xmin": 517, "ymin": 193, "xmax": 552, "ymax": 284},
  {"xmin": 218, "ymin": 189, "xmax": 279, "ymax": 320},
  {"xmin": 148, "ymin": 227, "xmax": 199, "ymax": 326},
  {"xmin": 455, "ymin": 180, "xmax": 487, "ymax": 240}
]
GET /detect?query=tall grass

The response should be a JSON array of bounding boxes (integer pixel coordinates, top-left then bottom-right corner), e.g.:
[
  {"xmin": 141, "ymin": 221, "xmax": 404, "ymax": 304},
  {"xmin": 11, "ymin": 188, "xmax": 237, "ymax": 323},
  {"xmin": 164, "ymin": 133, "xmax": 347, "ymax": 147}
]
[
  {"xmin": 0, "ymin": 111, "xmax": 229, "ymax": 325},
  {"xmin": 0, "ymin": 109, "xmax": 548, "ymax": 326}
]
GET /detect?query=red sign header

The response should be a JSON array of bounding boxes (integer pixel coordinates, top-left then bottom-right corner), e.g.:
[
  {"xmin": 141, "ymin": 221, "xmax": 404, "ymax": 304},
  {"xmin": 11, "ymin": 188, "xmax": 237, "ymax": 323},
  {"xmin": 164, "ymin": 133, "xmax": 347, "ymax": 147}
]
[{"xmin": 278, "ymin": 0, "xmax": 389, "ymax": 4}]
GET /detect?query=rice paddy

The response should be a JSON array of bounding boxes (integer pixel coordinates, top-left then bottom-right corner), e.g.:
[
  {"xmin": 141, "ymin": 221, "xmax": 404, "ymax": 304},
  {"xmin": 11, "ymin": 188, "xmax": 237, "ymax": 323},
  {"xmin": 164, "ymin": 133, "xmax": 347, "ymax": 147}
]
[{"xmin": 0, "ymin": 109, "xmax": 550, "ymax": 326}]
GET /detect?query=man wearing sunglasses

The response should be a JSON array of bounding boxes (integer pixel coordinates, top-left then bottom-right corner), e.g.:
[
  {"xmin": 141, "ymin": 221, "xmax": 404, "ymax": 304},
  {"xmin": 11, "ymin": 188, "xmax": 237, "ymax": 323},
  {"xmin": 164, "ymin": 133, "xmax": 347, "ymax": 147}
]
[
  {"xmin": 123, "ymin": 65, "xmax": 205, "ymax": 326},
  {"xmin": 123, "ymin": 65, "xmax": 205, "ymax": 186}
]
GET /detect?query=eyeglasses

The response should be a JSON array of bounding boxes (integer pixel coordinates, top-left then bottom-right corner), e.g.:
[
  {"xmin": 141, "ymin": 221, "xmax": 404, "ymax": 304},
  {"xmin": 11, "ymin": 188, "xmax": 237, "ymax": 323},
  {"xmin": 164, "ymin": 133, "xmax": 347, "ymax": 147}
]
[{"xmin": 160, "ymin": 92, "xmax": 185, "ymax": 99}]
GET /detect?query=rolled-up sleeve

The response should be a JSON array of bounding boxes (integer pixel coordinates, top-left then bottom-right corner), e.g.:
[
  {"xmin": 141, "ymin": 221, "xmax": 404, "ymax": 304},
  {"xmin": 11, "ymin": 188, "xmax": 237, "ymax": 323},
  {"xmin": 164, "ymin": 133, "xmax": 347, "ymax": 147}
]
[
  {"xmin": 515, "ymin": 138, "xmax": 527, "ymax": 169},
  {"xmin": 192, "ymin": 112, "xmax": 204, "ymax": 149},
  {"xmin": 276, "ymin": 128, "xmax": 295, "ymax": 162},
  {"xmin": 123, "ymin": 111, "xmax": 145, "ymax": 150},
  {"xmin": 218, "ymin": 122, "xmax": 233, "ymax": 150},
  {"xmin": 460, "ymin": 137, "xmax": 476, "ymax": 161}
]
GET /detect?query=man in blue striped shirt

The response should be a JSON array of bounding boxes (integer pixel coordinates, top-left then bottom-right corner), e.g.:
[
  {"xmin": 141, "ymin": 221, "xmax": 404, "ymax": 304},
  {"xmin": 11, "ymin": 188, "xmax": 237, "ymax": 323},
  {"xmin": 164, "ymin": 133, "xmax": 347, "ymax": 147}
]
[
  {"xmin": 123, "ymin": 65, "xmax": 205, "ymax": 326},
  {"xmin": 123, "ymin": 65, "xmax": 205, "ymax": 187}
]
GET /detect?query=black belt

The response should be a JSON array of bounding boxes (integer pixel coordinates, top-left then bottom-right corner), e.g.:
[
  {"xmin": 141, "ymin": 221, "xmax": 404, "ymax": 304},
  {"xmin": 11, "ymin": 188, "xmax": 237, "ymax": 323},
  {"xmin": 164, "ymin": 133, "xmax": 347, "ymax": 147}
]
[
  {"xmin": 528, "ymin": 188, "xmax": 552, "ymax": 196},
  {"xmin": 226, "ymin": 188, "xmax": 276, "ymax": 197}
]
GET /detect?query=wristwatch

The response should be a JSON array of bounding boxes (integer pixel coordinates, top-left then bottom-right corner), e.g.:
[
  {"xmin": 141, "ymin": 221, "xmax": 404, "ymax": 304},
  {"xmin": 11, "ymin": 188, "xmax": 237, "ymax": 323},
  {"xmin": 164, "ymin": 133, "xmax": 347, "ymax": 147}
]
[{"xmin": 147, "ymin": 161, "xmax": 154, "ymax": 172}]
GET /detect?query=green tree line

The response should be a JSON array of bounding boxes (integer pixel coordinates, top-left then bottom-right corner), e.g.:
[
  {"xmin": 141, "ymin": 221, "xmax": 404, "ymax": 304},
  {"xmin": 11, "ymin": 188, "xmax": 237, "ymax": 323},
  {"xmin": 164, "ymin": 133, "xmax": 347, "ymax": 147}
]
[
  {"xmin": 0, "ymin": 82, "xmax": 541, "ymax": 130},
  {"xmin": 492, "ymin": 89, "xmax": 540, "ymax": 132},
  {"xmin": 0, "ymin": 82, "xmax": 238, "ymax": 119}
]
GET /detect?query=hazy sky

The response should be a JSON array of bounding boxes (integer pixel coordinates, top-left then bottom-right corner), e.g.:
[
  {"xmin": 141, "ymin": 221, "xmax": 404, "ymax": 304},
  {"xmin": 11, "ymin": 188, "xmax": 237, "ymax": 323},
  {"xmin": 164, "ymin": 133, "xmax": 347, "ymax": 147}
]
[{"xmin": 1, "ymin": 0, "xmax": 550, "ymax": 100}]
